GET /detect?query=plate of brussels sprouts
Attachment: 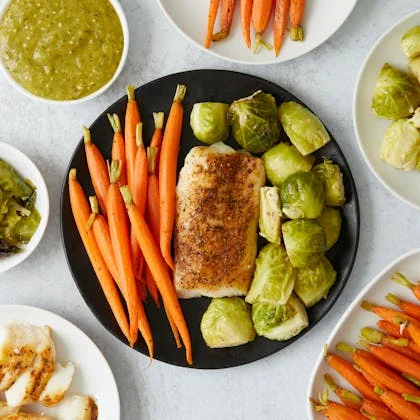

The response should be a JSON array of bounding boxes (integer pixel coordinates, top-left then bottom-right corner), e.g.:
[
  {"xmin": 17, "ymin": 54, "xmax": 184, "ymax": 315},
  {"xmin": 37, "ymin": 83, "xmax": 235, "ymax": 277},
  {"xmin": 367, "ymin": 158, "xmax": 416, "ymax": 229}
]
[
  {"xmin": 354, "ymin": 10, "xmax": 420, "ymax": 209},
  {"xmin": 62, "ymin": 70, "xmax": 359, "ymax": 368}
]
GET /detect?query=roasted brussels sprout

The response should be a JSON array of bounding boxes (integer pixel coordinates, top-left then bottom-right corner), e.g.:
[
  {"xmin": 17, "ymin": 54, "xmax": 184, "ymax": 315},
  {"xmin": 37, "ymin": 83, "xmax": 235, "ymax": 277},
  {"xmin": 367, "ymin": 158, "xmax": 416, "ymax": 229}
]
[
  {"xmin": 401, "ymin": 26, "xmax": 420, "ymax": 59},
  {"xmin": 259, "ymin": 187, "xmax": 282, "ymax": 244},
  {"xmin": 280, "ymin": 172, "xmax": 325, "ymax": 219},
  {"xmin": 228, "ymin": 90, "xmax": 281, "ymax": 153},
  {"xmin": 380, "ymin": 118, "xmax": 420, "ymax": 171},
  {"xmin": 294, "ymin": 256, "xmax": 337, "ymax": 308},
  {"xmin": 200, "ymin": 297, "xmax": 256, "ymax": 348},
  {"xmin": 262, "ymin": 142, "xmax": 315, "ymax": 186},
  {"xmin": 190, "ymin": 102, "xmax": 229, "ymax": 144},
  {"xmin": 282, "ymin": 219, "xmax": 326, "ymax": 268},
  {"xmin": 410, "ymin": 57, "xmax": 420, "ymax": 84},
  {"xmin": 312, "ymin": 158, "xmax": 345, "ymax": 207},
  {"xmin": 251, "ymin": 293, "xmax": 308, "ymax": 341},
  {"xmin": 316, "ymin": 207, "xmax": 342, "ymax": 250},
  {"xmin": 278, "ymin": 102, "xmax": 331, "ymax": 156},
  {"xmin": 410, "ymin": 107, "xmax": 420, "ymax": 128},
  {"xmin": 246, "ymin": 244, "xmax": 296, "ymax": 305},
  {"xmin": 372, "ymin": 63, "xmax": 420, "ymax": 120}
]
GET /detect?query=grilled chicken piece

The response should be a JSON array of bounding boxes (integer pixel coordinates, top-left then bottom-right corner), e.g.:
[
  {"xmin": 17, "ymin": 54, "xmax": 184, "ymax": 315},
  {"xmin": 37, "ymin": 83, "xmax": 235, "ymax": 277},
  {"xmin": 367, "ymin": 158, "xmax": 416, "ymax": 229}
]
[
  {"xmin": 174, "ymin": 143, "xmax": 265, "ymax": 298},
  {"xmin": 57, "ymin": 395, "xmax": 98, "ymax": 420},
  {"xmin": 39, "ymin": 363, "xmax": 75, "ymax": 407}
]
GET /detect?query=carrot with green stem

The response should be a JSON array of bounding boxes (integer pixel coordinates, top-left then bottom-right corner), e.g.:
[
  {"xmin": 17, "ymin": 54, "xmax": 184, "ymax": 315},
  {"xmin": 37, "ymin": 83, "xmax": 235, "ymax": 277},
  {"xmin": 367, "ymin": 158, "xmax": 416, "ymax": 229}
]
[
  {"xmin": 205, "ymin": 0, "xmax": 221, "ymax": 48},
  {"xmin": 108, "ymin": 113, "xmax": 127, "ymax": 186},
  {"xmin": 107, "ymin": 161, "xmax": 140, "ymax": 346},
  {"xmin": 386, "ymin": 293, "xmax": 420, "ymax": 321},
  {"xmin": 150, "ymin": 112, "xmax": 165, "ymax": 174},
  {"xmin": 313, "ymin": 399, "xmax": 366, "ymax": 420},
  {"xmin": 361, "ymin": 300, "xmax": 420, "ymax": 327},
  {"xmin": 87, "ymin": 196, "xmax": 153, "ymax": 359},
  {"xmin": 273, "ymin": 0, "xmax": 290, "ymax": 57},
  {"xmin": 83, "ymin": 126, "xmax": 109, "ymax": 216},
  {"xmin": 252, "ymin": 0, "xmax": 274, "ymax": 53},
  {"xmin": 377, "ymin": 319, "xmax": 411, "ymax": 338},
  {"xmin": 323, "ymin": 374, "xmax": 362, "ymax": 410},
  {"xmin": 375, "ymin": 387, "xmax": 420, "ymax": 420},
  {"xmin": 392, "ymin": 272, "xmax": 420, "ymax": 301},
  {"xmin": 240, "ymin": 0, "xmax": 253, "ymax": 48},
  {"xmin": 68, "ymin": 170, "xmax": 130, "ymax": 343},
  {"xmin": 213, "ymin": 0, "xmax": 237, "ymax": 41},
  {"xmin": 125, "ymin": 84, "xmax": 141, "ymax": 193},
  {"xmin": 159, "ymin": 84, "xmax": 186, "ymax": 271},
  {"xmin": 289, "ymin": 0, "xmax": 306, "ymax": 41},
  {"xmin": 120, "ymin": 186, "xmax": 192, "ymax": 365}
]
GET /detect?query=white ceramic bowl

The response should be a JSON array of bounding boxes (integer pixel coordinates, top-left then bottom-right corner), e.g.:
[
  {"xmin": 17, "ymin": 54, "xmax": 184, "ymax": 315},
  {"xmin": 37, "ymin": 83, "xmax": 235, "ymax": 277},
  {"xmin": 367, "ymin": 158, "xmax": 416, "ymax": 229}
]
[
  {"xmin": 0, "ymin": 0, "xmax": 129, "ymax": 105},
  {"xmin": 0, "ymin": 142, "xmax": 49, "ymax": 272}
]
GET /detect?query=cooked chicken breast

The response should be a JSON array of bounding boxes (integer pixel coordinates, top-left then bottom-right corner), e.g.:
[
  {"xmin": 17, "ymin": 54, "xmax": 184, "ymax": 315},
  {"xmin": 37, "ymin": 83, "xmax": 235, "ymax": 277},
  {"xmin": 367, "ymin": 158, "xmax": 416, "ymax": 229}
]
[
  {"xmin": 57, "ymin": 395, "xmax": 98, "ymax": 420},
  {"xmin": 174, "ymin": 142, "xmax": 265, "ymax": 298},
  {"xmin": 39, "ymin": 363, "xmax": 75, "ymax": 407}
]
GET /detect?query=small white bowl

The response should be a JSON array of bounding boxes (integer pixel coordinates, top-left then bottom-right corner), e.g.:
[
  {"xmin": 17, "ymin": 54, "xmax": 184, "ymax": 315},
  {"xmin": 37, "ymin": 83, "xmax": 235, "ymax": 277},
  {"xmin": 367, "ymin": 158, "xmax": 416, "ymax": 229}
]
[
  {"xmin": 0, "ymin": 0, "xmax": 129, "ymax": 105},
  {"xmin": 0, "ymin": 142, "xmax": 49, "ymax": 272}
]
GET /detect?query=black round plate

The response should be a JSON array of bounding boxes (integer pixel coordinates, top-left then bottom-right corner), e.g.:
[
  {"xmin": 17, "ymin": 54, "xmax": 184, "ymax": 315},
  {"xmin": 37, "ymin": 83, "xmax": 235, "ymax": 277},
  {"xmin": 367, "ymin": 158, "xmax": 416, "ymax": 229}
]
[{"xmin": 61, "ymin": 70, "xmax": 359, "ymax": 369}]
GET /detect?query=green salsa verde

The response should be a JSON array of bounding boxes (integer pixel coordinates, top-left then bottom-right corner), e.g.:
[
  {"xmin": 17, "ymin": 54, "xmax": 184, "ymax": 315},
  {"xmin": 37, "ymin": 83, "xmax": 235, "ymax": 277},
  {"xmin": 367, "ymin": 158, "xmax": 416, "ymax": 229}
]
[{"xmin": 0, "ymin": 0, "xmax": 124, "ymax": 100}]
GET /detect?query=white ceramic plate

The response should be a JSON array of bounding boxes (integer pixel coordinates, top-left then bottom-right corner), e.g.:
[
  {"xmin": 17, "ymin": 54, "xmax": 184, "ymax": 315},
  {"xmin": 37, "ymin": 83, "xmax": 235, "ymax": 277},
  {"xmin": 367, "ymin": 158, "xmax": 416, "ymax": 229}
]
[
  {"xmin": 158, "ymin": 0, "xmax": 357, "ymax": 65},
  {"xmin": 353, "ymin": 10, "xmax": 420, "ymax": 209},
  {"xmin": 0, "ymin": 142, "xmax": 49, "ymax": 273},
  {"xmin": 0, "ymin": 305, "xmax": 119, "ymax": 419},
  {"xmin": 306, "ymin": 248, "xmax": 420, "ymax": 419}
]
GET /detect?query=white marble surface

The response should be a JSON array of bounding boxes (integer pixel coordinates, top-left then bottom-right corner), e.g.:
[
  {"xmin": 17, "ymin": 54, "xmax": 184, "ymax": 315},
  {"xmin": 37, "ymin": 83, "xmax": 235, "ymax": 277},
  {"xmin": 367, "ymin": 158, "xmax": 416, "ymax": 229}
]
[{"xmin": 0, "ymin": 1, "xmax": 419, "ymax": 419}]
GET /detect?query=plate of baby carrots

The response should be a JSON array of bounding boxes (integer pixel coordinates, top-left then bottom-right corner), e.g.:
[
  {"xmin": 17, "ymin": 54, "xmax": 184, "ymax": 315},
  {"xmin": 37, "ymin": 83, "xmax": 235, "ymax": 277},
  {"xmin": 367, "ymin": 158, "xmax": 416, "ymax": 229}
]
[
  {"xmin": 61, "ymin": 70, "xmax": 359, "ymax": 369},
  {"xmin": 158, "ymin": 0, "xmax": 357, "ymax": 64},
  {"xmin": 308, "ymin": 248, "xmax": 420, "ymax": 419}
]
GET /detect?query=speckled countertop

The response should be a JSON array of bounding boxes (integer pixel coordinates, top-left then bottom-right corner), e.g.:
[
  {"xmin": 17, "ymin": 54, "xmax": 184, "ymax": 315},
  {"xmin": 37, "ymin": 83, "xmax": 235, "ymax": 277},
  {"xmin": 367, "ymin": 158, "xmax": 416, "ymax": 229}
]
[{"xmin": 0, "ymin": 1, "xmax": 419, "ymax": 419}]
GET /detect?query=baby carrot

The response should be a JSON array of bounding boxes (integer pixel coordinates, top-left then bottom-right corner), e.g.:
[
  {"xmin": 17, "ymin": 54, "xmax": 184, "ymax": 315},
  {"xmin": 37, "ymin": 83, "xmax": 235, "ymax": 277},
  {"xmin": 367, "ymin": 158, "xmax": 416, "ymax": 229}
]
[
  {"xmin": 289, "ymin": 0, "xmax": 306, "ymax": 41},
  {"xmin": 377, "ymin": 319, "xmax": 411, "ymax": 338},
  {"xmin": 145, "ymin": 265, "xmax": 160, "ymax": 307},
  {"xmin": 252, "ymin": 0, "xmax": 274, "ymax": 52},
  {"xmin": 68, "ymin": 170, "xmax": 130, "ymax": 343},
  {"xmin": 213, "ymin": 0, "xmax": 237, "ymax": 41},
  {"xmin": 150, "ymin": 112, "xmax": 165, "ymax": 174},
  {"xmin": 240, "ymin": 0, "xmax": 253, "ymax": 48},
  {"xmin": 205, "ymin": 0, "xmax": 221, "ymax": 48},
  {"xmin": 392, "ymin": 272, "xmax": 420, "ymax": 301},
  {"xmin": 83, "ymin": 127, "xmax": 109, "ymax": 216},
  {"xmin": 108, "ymin": 113, "xmax": 127, "ymax": 186},
  {"xmin": 386, "ymin": 293, "xmax": 420, "ymax": 321},
  {"xmin": 360, "ymin": 398, "xmax": 399, "ymax": 420},
  {"xmin": 314, "ymin": 400, "xmax": 365, "ymax": 420},
  {"xmin": 361, "ymin": 300, "xmax": 420, "ymax": 327},
  {"xmin": 273, "ymin": 0, "xmax": 290, "ymax": 57},
  {"xmin": 159, "ymin": 84, "xmax": 186, "ymax": 271},
  {"xmin": 323, "ymin": 374, "xmax": 362, "ymax": 411},
  {"xmin": 375, "ymin": 387, "xmax": 420, "ymax": 420}
]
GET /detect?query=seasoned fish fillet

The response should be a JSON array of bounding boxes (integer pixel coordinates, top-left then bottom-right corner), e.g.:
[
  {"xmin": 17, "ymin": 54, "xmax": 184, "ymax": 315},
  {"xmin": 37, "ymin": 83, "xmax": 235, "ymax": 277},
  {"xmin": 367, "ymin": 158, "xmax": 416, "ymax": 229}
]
[
  {"xmin": 57, "ymin": 395, "xmax": 98, "ymax": 420},
  {"xmin": 174, "ymin": 143, "xmax": 265, "ymax": 298},
  {"xmin": 39, "ymin": 362, "xmax": 75, "ymax": 407}
]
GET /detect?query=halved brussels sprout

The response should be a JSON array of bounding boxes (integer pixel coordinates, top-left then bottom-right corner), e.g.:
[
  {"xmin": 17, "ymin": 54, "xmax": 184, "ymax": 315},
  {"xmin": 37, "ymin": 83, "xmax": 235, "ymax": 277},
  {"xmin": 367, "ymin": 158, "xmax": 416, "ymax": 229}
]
[
  {"xmin": 246, "ymin": 244, "xmax": 296, "ymax": 305},
  {"xmin": 200, "ymin": 297, "xmax": 256, "ymax": 348},
  {"xmin": 259, "ymin": 187, "xmax": 282, "ymax": 244},
  {"xmin": 372, "ymin": 63, "xmax": 420, "ymax": 120},
  {"xmin": 401, "ymin": 26, "xmax": 420, "ymax": 59},
  {"xmin": 190, "ymin": 102, "xmax": 229, "ymax": 144},
  {"xmin": 380, "ymin": 118, "xmax": 420, "ymax": 171},
  {"xmin": 251, "ymin": 293, "xmax": 308, "ymax": 341},
  {"xmin": 294, "ymin": 256, "xmax": 337, "ymax": 308},
  {"xmin": 410, "ymin": 57, "xmax": 420, "ymax": 84},
  {"xmin": 262, "ymin": 142, "xmax": 315, "ymax": 186},
  {"xmin": 410, "ymin": 107, "xmax": 420, "ymax": 128},
  {"xmin": 316, "ymin": 207, "xmax": 341, "ymax": 250},
  {"xmin": 278, "ymin": 102, "xmax": 331, "ymax": 156},
  {"xmin": 312, "ymin": 158, "xmax": 345, "ymax": 207},
  {"xmin": 228, "ymin": 90, "xmax": 281, "ymax": 153},
  {"xmin": 282, "ymin": 219, "xmax": 326, "ymax": 268},
  {"xmin": 280, "ymin": 172, "xmax": 325, "ymax": 219}
]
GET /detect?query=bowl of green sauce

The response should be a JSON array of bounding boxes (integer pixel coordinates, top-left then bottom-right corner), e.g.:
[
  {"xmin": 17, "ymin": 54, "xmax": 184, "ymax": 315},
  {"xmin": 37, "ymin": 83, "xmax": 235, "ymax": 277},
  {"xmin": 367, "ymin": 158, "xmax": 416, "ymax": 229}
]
[{"xmin": 0, "ymin": 0, "xmax": 129, "ymax": 104}]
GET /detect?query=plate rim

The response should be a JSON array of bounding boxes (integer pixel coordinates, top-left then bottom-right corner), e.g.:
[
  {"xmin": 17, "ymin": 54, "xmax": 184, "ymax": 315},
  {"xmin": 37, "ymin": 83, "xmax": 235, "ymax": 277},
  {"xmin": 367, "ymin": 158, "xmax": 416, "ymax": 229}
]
[
  {"xmin": 305, "ymin": 247, "xmax": 420, "ymax": 419},
  {"xmin": 156, "ymin": 0, "xmax": 358, "ymax": 65},
  {"xmin": 0, "ymin": 303, "xmax": 120, "ymax": 419},
  {"xmin": 60, "ymin": 69, "xmax": 360, "ymax": 369},
  {"xmin": 352, "ymin": 9, "xmax": 420, "ymax": 210}
]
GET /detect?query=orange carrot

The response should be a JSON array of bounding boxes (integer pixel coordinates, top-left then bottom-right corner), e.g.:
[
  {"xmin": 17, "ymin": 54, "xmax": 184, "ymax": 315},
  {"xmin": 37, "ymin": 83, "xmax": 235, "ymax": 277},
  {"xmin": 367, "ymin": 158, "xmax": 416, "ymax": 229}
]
[
  {"xmin": 205, "ymin": 0, "xmax": 221, "ymax": 48},
  {"xmin": 88, "ymin": 196, "xmax": 153, "ymax": 358},
  {"xmin": 107, "ymin": 161, "xmax": 140, "ymax": 346},
  {"xmin": 313, "ymin": 400, "xmax": 365, "ymax": 420},
  {"xmin": 213, "ymin": 0, "xmax": 237, "ymax": 41},
  {"xmin": 83, "ymin": 127, "xmax": 109, "ymax": 216},
  {"xmin": 360, "ymin": 398, "xmax": 399, "ymax": 420},
  {"xmin": 289, "ymin": 0, "xmax": 306, "ymax": 41},
  {"xmin": 377, "ymin": 319, "xmax": 410, "ymax": 338},
  {"xmin": 361, "ymin": 300, "xmax": 420, "ymax": 327},
  {"xmin": 145, "ymin": 265, "xmax": 160, "ymax": 307},
  {"xmin": 164, "ymin": 304, "xmax": 182, "ymax": 349},
  {"xmin": 325, "ymin": 353, "xmax": 381, "ymax": 402},
  {"xmin": 125, "ymin": 84, "xmax": 141, "ymax": 193},
  {"xmin": 376, "ymin": 388, "xmax": 420, "ymax": 420},
  {"xmin": 150, "ymin": 112, "xmax": 165, "ymax": 174},
  {"xmin": 120, "ymin": 186, "xmax": 192, "ymax": 365},
  {"xmin": 240, "ymin": 0, "xmax": 253, "ymax": 48},
  {"xmin": 159, "ymin": 84, "xmax": 186, "ymax": 271},
  {"xmin": 68, "ymin": 169, "xmax": 130, "ymax": 343},
  {"xmin": 323, "ymin": 374, "xmax": 362, "ymax": 411},
  {"xmin": 387, "ymin": 293, "xmax": 420, "ymax": 321},
  {"xmin": 407, "ymin": 322, "xmax": 420, "ymax": 349},
  {"xmin": 392, "ymin": 272, "xmax": 420, "ymax": 301},
  {"xmin": 108, "ymin": 113, "xmax": 127, "ymax": 186},
  {"xmin": 147, "ymin": 147, "xmax": 160, "ymax": 242},
  {"xmin": 273, "ymin": 0, "xmax": 290, "ymax": 57},
  {"xmin": 252, "ymin": 0, "xmax": 274, "ymax": 52}
]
